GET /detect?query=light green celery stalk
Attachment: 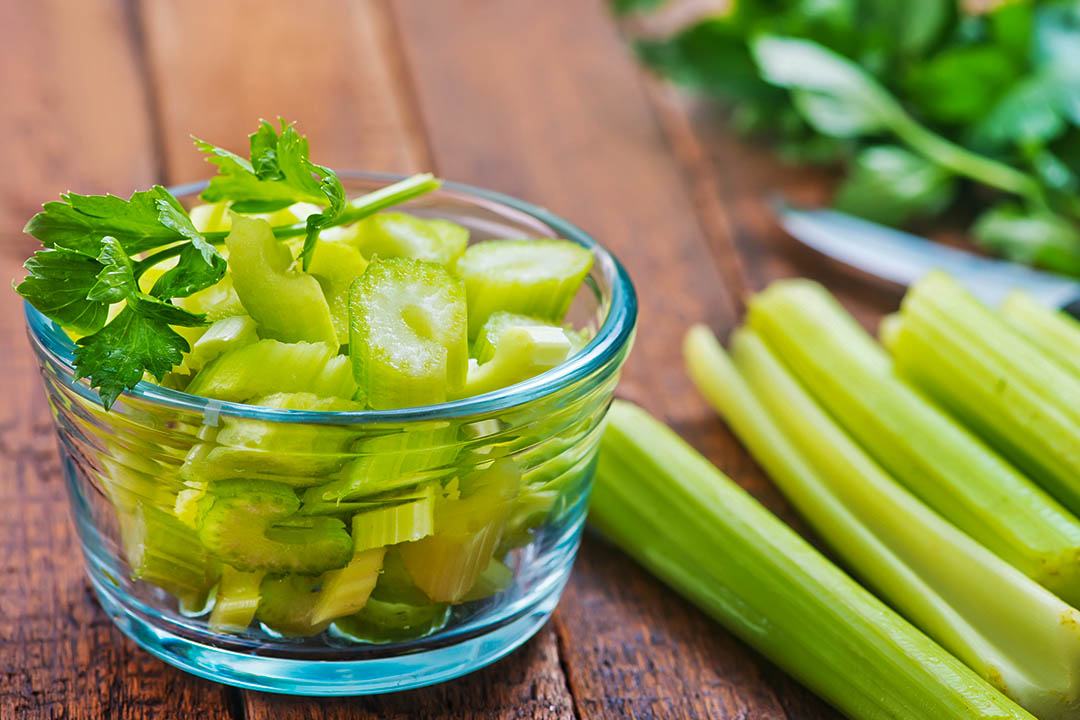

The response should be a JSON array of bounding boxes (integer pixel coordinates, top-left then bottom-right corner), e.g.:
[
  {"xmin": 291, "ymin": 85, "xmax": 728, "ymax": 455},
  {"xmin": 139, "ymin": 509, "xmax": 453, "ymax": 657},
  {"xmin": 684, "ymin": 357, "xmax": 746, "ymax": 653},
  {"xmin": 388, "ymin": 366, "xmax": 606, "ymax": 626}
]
[
  {"xmin": 1000, "ymin": 291, "xmax": 1080, "ymax": 379},
  {"xmin": 590, "ymin": 400, "xmax": 1034, "ymax": 720},
  {"xmin": 746, "ymin": 279, "xmax": 1080, "ymax": 606},
  {"xmin": 685, "ymin": 324, "xmax": 1080, "ymax": 719},
  {"xmin": 887, "ymin": 273, "xmax": 1080, "ymax": 517}
]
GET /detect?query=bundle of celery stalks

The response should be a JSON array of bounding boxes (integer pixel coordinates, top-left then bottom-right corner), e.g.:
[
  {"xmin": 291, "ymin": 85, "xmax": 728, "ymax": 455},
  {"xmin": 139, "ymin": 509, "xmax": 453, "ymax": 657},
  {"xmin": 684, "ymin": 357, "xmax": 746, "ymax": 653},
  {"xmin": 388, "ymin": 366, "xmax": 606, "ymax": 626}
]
[{"xmin": 592, "ymin": 273, "xmax": 1080, "ymax": 720}]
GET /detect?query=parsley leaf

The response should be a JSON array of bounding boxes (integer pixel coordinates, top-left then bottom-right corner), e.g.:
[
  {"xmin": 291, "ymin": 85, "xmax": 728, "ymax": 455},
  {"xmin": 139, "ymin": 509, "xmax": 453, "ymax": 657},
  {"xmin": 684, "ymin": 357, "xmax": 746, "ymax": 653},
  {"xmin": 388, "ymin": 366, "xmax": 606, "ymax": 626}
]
[
  {"xmin": 195, "ymin": 119, "xmax": 347, "ymax": 270},
  {"xmin": 72, "ymin": 237, "xmax": 206, "ymax": 408},
  {"xmin": 150, "ymin": 243, "xmax": 227, "ymax": 299},
  {"xmin": 300, "ymin": 170, "xmax": 346, "ymax": 271},
  {"xmin": 834, "ymin": 145, "xmax": 956, "ymax": 226},
  {"xmin": 86, "ymin": 237, "xmax": 139, "ymax": 303},
  {"xmin": 24, "ymin": 186, "xmax": 196, "ymax": 255},
  {"xmin": 16, "ymin": 248, "xmax": 111, "ymax": 336},
  {"xmin": 195, "ymin": 119, "xmax": 334, "ymax": 213},
  {"xmin": 74, "ymin": 306, "xmax": 192, "ymax": 409},
  {"xmin": 19, "ymin": 190, "xmax": 218, "ymax": 408}
]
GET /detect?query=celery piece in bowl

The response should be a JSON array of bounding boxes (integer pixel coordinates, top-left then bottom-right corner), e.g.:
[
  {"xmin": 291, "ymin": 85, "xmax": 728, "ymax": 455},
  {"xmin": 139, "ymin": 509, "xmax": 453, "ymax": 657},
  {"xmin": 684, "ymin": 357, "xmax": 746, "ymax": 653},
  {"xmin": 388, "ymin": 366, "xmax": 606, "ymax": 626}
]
[
  {"xmin": 747, "ymin": 279, "xmax": 1080, "ymax": 605},
  {"xmin": 457, "ymin": 239, "xmax": 593, "ymax": 338},
  {"xmin": 590, "ymin": 401, "xmax": 1035, "ymax": 720},
  {"xmin": 225, "ymin": 214, "xmax": 338, "ymax": 346},
  {"xmin": 348, "ymin": 257, "xmax": 468, "ymax": 409},
  {"xmin": 686, "ymin": 324, "xmax": 1080, "ymax": 719}
]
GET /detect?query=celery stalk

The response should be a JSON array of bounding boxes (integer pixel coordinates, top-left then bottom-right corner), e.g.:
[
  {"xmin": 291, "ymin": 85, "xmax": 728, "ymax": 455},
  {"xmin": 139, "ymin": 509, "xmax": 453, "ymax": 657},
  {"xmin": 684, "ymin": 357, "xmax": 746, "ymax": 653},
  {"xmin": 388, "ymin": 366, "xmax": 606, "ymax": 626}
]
[
  {"xmin": 309, "ymin": 547, "xmax": 386, "ymax": 625},
  {"xmin": 1000, "ymin": 291, "xmax": 1080, "ymax": 378},
  {"xmin": 350, "ymin": 486, "xmax": 435, "ymax": 553},
  {"xmin": 686, "ymin": 324, "xmax": 1080, "ymax": 719},
  {"xmin": 590, "ymin": 400, "xmax": 1035, "ymax": 720},
  {"xmin": 889, "ymin": 273, "xmax": 1080, "ymax": 517},
  {"xmin": 208, "ymin": 566, "xmax": 264, "ymax": 633},
  {"xmin": 746, "ymin": 279, "xmax": 1080, "ymax": 603}
]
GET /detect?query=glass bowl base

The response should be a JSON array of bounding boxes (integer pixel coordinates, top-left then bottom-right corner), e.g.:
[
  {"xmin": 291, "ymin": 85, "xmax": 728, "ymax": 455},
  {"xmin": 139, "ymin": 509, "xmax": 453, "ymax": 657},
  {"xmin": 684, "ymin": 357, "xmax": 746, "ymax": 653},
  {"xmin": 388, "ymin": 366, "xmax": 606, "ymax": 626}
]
[{"xmin": 89, "ymin": 571, "xmax": 561, "ymax": 695}]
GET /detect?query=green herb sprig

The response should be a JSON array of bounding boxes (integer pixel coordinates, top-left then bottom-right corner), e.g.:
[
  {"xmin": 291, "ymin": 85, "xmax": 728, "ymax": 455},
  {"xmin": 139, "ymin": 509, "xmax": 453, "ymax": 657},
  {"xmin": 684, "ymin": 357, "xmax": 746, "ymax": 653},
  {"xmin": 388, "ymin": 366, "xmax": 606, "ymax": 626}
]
[
  {"xmin": 16, "ymin": 119, "xmax": 439, "ymax": 408},
  {"xmin": 617, "ymin": 0, "xmax": 1080, "ymax": 274}
]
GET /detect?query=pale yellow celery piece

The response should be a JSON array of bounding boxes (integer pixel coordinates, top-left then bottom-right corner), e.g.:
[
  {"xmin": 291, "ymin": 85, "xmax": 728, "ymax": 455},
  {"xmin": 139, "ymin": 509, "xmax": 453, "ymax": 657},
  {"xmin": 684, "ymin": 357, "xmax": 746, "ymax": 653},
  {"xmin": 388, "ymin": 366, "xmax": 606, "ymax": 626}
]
[
  {"xmin": 349, "ymin": 485, "xmax": 436, "ymax": 553},
  {"xmin": 591, "ymin": 400, "xmax": 1035, "ymax": 720},
  {"xmin": 746, "ymin": 279, "xmax": 1080, "ymax": 600},
  {"xmin": 225, "ymin": 214, "xmax": 338, "ymax": 345},
  {"xmin": 309, "ymin": 547, "xmax": 386, "ymax": 625},
  {"xmin": 177, "ymin": 315, "xmax": 258, "ymax": 374},
  {"xmin": 688, "ymin": 324, "xmax": 1080, "ymax": 719},
  {"xmin": 399, "ymin": 458, "xmax": 519, "ymax": 602},
  {"xmin": 209, "ymin": 566, "xmax": 264, "ymax": 633},
  {"xmin": 454, "ymin": 325, "xmax": 572, "ymax": 399}
]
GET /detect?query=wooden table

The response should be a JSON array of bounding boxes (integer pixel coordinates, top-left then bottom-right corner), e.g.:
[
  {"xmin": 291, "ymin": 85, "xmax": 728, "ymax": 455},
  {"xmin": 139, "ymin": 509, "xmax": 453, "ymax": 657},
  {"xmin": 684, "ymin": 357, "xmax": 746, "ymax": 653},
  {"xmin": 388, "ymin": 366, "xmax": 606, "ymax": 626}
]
[{"xmin": 0, "ymin": 2, "xmax": 901, "ymax": 717}]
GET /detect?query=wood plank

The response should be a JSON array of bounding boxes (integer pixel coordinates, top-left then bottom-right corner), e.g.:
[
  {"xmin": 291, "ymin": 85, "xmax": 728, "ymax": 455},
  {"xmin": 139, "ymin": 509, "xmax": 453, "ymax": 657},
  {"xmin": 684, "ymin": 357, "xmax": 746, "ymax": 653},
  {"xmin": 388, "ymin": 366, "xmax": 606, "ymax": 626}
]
[
  {"xmin": 138, "ymin": 1, "xmax": 575, "ymax": 717},
  {"xmin": 138, "ymin": 0, "xmax": 429, "ymax": 181},
  {"xmin": 0, "ymin": 3, "xmax": 233, "ymax": 717},
  {"xmin": 390, "ymin": 1, "xmax": 839, "ymax": 717},
  {"xmin": 0, "ymin": 0, "xmax": 161, "ymax": 243}
]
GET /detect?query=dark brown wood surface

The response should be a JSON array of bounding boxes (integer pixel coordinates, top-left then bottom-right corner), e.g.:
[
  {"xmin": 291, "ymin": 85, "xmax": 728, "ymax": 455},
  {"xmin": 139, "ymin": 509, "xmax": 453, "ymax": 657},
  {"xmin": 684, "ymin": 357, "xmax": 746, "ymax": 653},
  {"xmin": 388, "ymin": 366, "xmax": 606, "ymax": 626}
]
[{"xmin": 0, "ymin": 1, "xmax": 885, "ymax": 717}]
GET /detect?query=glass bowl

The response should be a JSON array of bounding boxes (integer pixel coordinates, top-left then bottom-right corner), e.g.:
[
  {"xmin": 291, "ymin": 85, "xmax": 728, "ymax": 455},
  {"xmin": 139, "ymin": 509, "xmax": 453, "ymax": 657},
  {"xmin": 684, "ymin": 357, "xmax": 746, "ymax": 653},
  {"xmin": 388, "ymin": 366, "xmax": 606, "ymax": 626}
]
[{"xmin": 24, "ymin": 172, "xmax": 637, "ymax": 695}]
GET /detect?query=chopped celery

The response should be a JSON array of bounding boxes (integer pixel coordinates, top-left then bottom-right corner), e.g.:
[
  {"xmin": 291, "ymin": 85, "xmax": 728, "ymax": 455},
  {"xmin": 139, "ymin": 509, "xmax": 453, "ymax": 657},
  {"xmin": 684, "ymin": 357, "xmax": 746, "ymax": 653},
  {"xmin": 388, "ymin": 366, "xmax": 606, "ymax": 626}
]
[
  {"xmin": 309, "ymin": 547, "xmax": 386, "ymax": 625},
  {"xmin": 186, "ymin": 339, "xmax": 357, "ymax": 402},
  {"xmin": 332, "ymin": 597, "xmax": 451, "ymax": 644},
  {"xmin": 349, "ymin": 258, "xmax": 468, "ymax": 409},
  {"xmin": 185, "ymin": 392, "xmax": 362, "ymax": 482},
  {"xmin": 888, "ymin": 273, "xmax": 1080, "ymax": 517},
  {"xmin": 330, "ymin": 548, "xmax": 451, "ymax": 642},
  {"xmin": 455, "ymin": 325, "xmax": 572, "ymax": 399},
  {"xmin": 456, "ymin": 239, "xmax": 593, "ymax": 337},
  {"xmin": 1000, "ymin": 291, "xmax": 1080, "ymax": 378},
  {"xmin": 399, "ymin": 459, "xmax": 519, "ymax": 602},
  {"xmin": 176, "ymin": 273, "xmax": 247, "ymax": 321},
  {"xmin": 225, "ymin": 214, "xmax": 338, "ymax": 345},
  {"xmin": 686, "ymin": 324, "xmax": 1080, "ymax": 719},
  {"xmin": 179, "ymin": 315, "xmax": 258, "ymax": 374},
  {"xmin": 256, "ymin": 574, "xmax": 331, "ymax": 637},
  {"xmin": 302, "ymin": 424, "xmax": 459, "ymax": 506},
  {"xmin": 208, "ymin": 566, "xmax": 264, "ymax": 633},
  {"xmin": 196, "ymin": 479, "xmax": 353, "ymax": 574},
  {"xmin": 459, "ymin": 559, "xmax": 513, "ymax": 602},
  {"xmin": 747, "ymin": 279, "xmax": 1080, "ymax": 602},
  {"xmin": 350, "ymin": 485, "xmax": 435, "ymax": 553},
  {"xmin": 353, "ymin": 212, "xmax": 468, "ymax": 266},
  {"xmin": 591, "ymin": 400, "xmax": 1035, "ymax": 720},
  {"xmin": 189, "ymin": 201, "xmax": 230, "ymax": 233},
  {"xmin": 304, "ymin": 237, "xmax": 369, "ymax": 340},
  {"xmin": 471, "ymin": 311, "xmax": 556, "ymax": 363},
  {"xmin": 115, "ymin": 501, "xmax": 219, "ymax": 609}
]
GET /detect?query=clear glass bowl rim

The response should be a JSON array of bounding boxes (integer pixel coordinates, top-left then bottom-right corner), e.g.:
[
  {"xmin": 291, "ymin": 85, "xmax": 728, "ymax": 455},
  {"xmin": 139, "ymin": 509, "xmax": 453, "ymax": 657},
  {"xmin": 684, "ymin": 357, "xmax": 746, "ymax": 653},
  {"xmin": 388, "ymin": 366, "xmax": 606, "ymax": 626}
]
[{"xmin": 24, "ymin": 170, "xmax": 638, "ymax": 425}]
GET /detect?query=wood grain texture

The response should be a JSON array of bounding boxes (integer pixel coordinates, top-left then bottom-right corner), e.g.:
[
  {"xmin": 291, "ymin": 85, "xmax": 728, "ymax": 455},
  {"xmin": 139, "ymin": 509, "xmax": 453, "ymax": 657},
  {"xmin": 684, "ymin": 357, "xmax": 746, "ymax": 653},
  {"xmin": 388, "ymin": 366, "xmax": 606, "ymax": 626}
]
[
  {"xmin": 390, "ymin": 1, "xmax": 839, "ymax": 717},
  {"xmin": 137, "ymin": 0, "xmax": 429, "ymax": 182},
  {"xmin": 0, "ymin": 0, "xmax": 161, "ymax": 240},
  {"xmin": 0, "ymin": 3, "xmax": 237, "ymax": 718}
]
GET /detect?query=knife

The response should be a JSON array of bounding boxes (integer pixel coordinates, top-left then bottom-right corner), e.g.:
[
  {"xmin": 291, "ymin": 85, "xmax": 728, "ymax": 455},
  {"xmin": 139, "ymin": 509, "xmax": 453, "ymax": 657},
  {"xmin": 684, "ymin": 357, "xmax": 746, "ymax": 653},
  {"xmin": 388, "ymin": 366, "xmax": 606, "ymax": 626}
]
[{"xmin": 774, "ymin": 203, "xmax": 1080, "ymax": 318}]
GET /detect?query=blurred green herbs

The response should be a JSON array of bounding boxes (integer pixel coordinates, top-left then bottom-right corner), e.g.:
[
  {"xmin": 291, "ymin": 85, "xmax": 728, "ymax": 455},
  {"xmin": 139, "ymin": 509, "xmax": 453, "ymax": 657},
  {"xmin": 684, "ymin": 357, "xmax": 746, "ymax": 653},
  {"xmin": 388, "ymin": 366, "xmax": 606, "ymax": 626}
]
[{"xmin": 616, "ymin": 0, "xmax": 1080, "ymax": 275}]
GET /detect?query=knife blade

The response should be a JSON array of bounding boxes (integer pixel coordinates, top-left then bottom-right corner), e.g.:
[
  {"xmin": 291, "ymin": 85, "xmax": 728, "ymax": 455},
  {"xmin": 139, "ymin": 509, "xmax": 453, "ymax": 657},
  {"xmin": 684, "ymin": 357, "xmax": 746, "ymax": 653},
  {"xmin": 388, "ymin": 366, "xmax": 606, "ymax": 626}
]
[{"xmin": 774, "ymin": 203, "xmax": 1080, "ymax": 316}]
